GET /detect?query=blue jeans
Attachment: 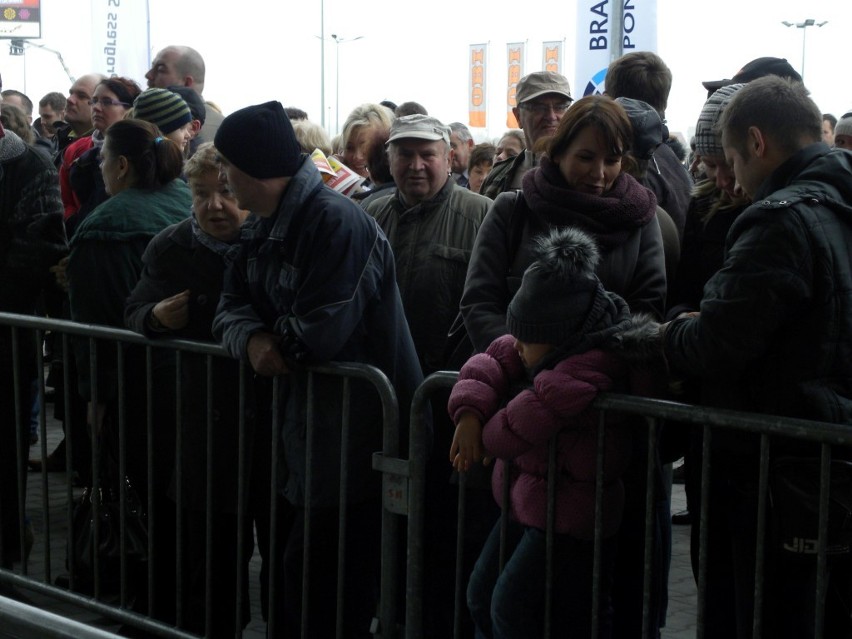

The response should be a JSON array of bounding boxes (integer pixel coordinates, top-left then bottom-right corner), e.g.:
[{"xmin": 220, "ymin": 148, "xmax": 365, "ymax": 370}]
[{"xmin": 468, "ymin": 516, "xmax": 615, "ymax": 639}]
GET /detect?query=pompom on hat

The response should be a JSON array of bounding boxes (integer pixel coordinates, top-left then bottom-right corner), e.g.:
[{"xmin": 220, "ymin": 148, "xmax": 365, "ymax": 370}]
[
  {"xmin": 214, "ymin": 100, "xmax": 302, "ymax": 179},
  {"xmin": 506, "ymin": 227, "xmax": 627, "ymax": 350},
  {"xmin": 694, "ymin": 83, "xmax": 745, "ymax": 159},
  {"xmin": 132, "ymin": 88, "xmax": 192, "ymax": 134}
]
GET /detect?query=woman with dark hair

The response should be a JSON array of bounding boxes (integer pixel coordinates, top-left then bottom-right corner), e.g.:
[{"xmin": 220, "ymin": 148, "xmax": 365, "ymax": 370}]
[
  {"xmin": 60, "ymin": 76, "xmax": 142, "ymax": 234},
  {"xmin": 458, "ymin": 94, "xmax": 668, "ymax": 638},
  {"xmin": 66, "ymin": 118, "xmax": 190, "ymax": 619},
  {"xmin": 461, "ymin": 94, "xmax": 665, "ymax": 353}
]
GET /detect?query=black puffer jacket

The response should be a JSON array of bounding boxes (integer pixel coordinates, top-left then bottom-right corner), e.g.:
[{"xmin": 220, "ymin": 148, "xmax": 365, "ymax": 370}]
[{"xmin": 665, "ymin": 144, "xmax": 852, "ymax": 426}]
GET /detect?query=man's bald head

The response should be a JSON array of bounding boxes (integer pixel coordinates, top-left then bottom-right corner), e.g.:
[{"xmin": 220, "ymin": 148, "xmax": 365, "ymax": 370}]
[{"xmin": 146, "ymin": 45, "xmax": 206, "ymax": 94}]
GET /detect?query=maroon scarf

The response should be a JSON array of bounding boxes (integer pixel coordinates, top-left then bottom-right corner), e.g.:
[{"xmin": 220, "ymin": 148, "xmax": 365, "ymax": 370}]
[{"xmin": 521, "ymin": 156, "xmax": 657, "ymax": 249}]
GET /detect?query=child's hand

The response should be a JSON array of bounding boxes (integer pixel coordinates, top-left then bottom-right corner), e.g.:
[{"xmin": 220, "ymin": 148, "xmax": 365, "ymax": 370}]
[{"xmin": 449, "ymin": 412, "xmax": 484, "ymax": 473}]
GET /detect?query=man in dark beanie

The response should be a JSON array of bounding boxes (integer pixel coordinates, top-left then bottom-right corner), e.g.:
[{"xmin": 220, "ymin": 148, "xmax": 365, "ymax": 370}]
[{"xmin": 212, "ymin": 100, "xmax": 423, "ymax": 638}]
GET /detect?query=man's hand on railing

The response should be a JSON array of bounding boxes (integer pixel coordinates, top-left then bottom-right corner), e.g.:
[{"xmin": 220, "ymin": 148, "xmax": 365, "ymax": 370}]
[
  {"xmin": 247, "ymin": 331, "xmax": 290, "ymax": 377},
  {"xmin": 150, "ymin": 290, "xmax": 191, "ymax": 331}
]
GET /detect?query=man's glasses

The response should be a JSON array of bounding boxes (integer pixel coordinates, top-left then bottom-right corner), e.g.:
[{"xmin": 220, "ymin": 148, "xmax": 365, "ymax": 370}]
[
  {"xmin": 520, "ymin": 101, "xmax": 572, "ymax": 116},
  {"xmin": 88, "ymin": 97, "xmax": 130, "ymax": 108}
]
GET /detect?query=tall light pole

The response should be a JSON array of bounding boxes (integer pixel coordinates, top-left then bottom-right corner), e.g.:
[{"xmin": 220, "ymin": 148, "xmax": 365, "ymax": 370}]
[
  {"xmin": 331, "ymin": 34, "xmax": 363, "ymax": 135},
  {"xmin": 782, "ymin": 19, "xmax": 827, "ymax": 83},
  {"xmin": 320, "ymin": 0, "xmax": 326, "ymax": 130}
]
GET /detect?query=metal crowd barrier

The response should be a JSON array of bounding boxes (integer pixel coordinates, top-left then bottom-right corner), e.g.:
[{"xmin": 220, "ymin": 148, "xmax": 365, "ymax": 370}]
[
  {"xmin": 3, "ymin": 311, "xmax": 851, "ymax": 639},
  {"xmin": 0, "ymin": 312, "xmax": 404, "ymax": 639},
  {"xmin": 404, "ymin": 371, "xmax": 852, "ymax": 639}
]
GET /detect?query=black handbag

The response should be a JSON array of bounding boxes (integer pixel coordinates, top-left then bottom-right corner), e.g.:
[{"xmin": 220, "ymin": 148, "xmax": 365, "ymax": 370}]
[
  {"xmin": 769, "ymin": 456, "xmax": 852, "ymax": 556},
  {"xmin": 68, "ymin": 441, "xmax": 148, "ymax": 589}
]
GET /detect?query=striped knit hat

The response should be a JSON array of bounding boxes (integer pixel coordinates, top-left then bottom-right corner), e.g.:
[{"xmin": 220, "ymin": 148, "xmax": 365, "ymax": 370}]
[
  {"xmin": 694, "ymin": 83, "xmax": 745, "ymax": 159},
  {"xmin": 132, "ymin": 88, "xmax": 192, "ymax": 134}
]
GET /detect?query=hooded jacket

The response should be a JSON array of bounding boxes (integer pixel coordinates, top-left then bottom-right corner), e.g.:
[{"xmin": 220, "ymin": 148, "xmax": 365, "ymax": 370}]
[{"xmin": 665, "ymin": 144, "xmax": 852, "ymax": 431}]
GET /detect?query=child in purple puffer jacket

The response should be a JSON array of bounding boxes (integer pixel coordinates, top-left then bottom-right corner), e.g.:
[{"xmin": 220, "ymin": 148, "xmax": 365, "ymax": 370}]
[{"xmin": 448, "ymin": 227, "xmax": 659, "ymax": 639}]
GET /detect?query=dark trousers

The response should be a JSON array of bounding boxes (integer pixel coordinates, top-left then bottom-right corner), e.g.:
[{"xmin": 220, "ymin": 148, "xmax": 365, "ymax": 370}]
[
  {"xmin": 468, "ymin": 517, "xmax": 616, "ymax": 639},
  {"xmin": 281, "ymin": 500, "xmax": 381, "ymax": 639},
  {"xmin": 699, "ymin": 471, "xmax": 852, "ymax": 639}
]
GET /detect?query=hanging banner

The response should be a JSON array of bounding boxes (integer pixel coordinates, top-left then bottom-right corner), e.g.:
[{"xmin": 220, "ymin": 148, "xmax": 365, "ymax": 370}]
[
  {"xmin": 506, "ymin": 42, "xmax": 524, "ymax": 128},
  {"xmin": 468, "ymin": 43, "xmax": 487, "ymax": 128},
  {"xmin": 542, "ymin": 40, "xmax": 563, "ymax": 75},
  {"xmin": 0, "ymin": 0, "xmax": 40, "ymax": 38},
  {"xmin": 574, "ymin": 0, "xmax": 658, "ymax": 97},
  {"xmin": 91, "ymin": 0, "xmax": 150, "ymax": 80}
]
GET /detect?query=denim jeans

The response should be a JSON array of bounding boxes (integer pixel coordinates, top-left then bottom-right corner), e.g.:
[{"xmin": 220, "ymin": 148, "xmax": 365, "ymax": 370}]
[{"xmin": 468, "ymin": 516, "xmax": 615, "ymax": 639}]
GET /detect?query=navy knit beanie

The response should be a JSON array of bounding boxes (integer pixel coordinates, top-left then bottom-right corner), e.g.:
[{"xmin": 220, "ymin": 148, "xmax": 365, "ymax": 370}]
[
  {"xmin": 214, "ymin": 101, "xmax": 301, "ymax": 179},
  {"xmin": 507, "ymin": 228, "xmax": 615, "ymax": 347}
]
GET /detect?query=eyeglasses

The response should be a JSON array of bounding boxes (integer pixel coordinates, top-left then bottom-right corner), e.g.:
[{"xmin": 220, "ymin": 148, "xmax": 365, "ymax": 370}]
[
  {"xmin": 520, "ymin": 101, "xmax": 572, "ymax": 116},
  {"xmin": 88, "ymin": 97, "xmax": 130, "ymax": 108}
]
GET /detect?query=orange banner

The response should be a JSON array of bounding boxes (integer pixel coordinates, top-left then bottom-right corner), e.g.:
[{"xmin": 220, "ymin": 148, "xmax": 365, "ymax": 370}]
[
  {"xmin": 542, "ymin": 40, "xmax": 563, "ymax": 75},
  {"xmin": 506, "ymin": 42, "xmax": 524, "ymax": 128},
  {"xmin": 468, "ymin": 43, "xmax": 487, "ymax": 128}
]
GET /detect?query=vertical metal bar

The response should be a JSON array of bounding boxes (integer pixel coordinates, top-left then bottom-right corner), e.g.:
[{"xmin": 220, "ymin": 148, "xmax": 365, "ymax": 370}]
[
  {"xmin": 233, "ymin": 361, "xmax": 248, "ymax": 639},
  {"xmin": 378, "ymin": 367, "xmax": 400, "ymax": 639},
  {"xmin": 117, "ymin": 344, "xmax": 128, "ymax": 607},
  {"xmin": 499, "ymin": 461, "xmax": 511, "ymax": 573},
  {"xmin": 814, "ymin": 444, "xmax": 832, "ymax": 639},
  {"xmin": 35, "ymin": 329, "xmax": 51, "ymax": 581},
  {"xmin": 453, "ymin": 469, "xmax": 468, "ymax": 639},
  {"xmin": 335, "ymin": 378, "xmax": 351, "ymax": 639},
  {"xmin": 640, "ymin": 417, "xmax": 658, "ymax": 639},
  {"xmin": 590, "ymin": 411, "xmax": 607, "ymax": 639},
  {"xmin": 405, "ymin": 378, "xmax": 434, "ymax": 639},
  {"xmin": 204, "ymin": 355, "xmax": 214, "ymax": 639},
  {"xmin": 10, "ymin": 327, "xmax": 27, "ymax": 576},
  {"xmin": 174, "ymin": 350, "xmax": 184, "ymax": 627},
  {"xmin": 89, "ymin": 337, "xmax": 101, "ymax": 601},
  {"xmin": 696, "ymin": 425, "xmax": 712, "ymax": 639},
  {"xmin": 301, "ymin": 372, "xmax": 315, "ymax": 639},
  {"xmin": 543, "ymin": 437, "xmax": 557, "ymax": 639},
  {"xmin": 146, "ymin": 345, "xmax": 155, "ymax": 616},
  {"xmin": 752, "ymin": 434, "xmax": 771, "ymax": 639},
  {"xmin": 268, "ymin": 374, "xmax": 281, "ymax": 637},
  {"xmin": 62, "ymin": 334, "xmax": 77, "ymax": 593}
]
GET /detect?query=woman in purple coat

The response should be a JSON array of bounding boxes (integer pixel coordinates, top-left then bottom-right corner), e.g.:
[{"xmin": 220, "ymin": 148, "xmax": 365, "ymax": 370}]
[{"xmin": 449, "ymin": 227, "xmax": 658, "ymax": 638}]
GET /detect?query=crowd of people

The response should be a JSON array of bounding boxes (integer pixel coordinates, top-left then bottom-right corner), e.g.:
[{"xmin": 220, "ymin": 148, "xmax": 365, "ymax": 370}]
[{"xmin": 1, "ymin": 44, "xmax": 851, "ymax": 639}]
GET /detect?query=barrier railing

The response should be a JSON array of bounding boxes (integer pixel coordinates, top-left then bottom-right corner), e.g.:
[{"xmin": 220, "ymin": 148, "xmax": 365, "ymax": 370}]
[
  {"xmin": 405, "ymin": 371, "xmax": 852, "ymax": 639},
  {"xmin": 3, "ymin": 311, "xmax": 851, "ymax": 639},
  {"xmin": 0, "ymin": 312, "xmax": 403, "ymax": 639}
]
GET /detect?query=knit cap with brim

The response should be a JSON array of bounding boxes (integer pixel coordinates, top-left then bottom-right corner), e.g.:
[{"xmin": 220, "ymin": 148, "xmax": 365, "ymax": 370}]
[
  {"xmin": 132, "ymin": 88, "xmax": 192, "ymax": 134},
  {"xmin": 506, "ymin": 227, "xmax": 627, "ymax": 352},
  {"xmin": 694, "ymin": 83, "xmax": 745, "ymax": 158},
  {"xmin": 214, "ymin": 100, "xmax": 302, "ymax": 179}
]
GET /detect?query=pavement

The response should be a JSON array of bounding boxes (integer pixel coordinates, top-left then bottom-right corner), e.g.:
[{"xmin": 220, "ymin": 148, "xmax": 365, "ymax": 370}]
[{"xmin": 9, "ymin": 415, "xmax": 699, "ymax": 638}]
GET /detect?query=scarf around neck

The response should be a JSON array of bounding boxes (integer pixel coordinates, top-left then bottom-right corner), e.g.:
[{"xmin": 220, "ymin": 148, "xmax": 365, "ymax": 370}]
[
  {"xmin": 521, "ymin": 156, "xmax": 657, "ymax": 249},
  {"xmin": 191, "ymin": 213, "xmax": 241, "ymax": 265}
]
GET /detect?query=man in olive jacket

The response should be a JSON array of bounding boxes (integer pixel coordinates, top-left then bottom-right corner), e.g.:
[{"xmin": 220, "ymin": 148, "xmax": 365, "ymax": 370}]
[
  {"xmin": 663, "ymin": 77, "xmax": 852, "ymax": 639},
  {"xmin": 366, "ymin": 114, "xmax": 490, "ymax": 375}
]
